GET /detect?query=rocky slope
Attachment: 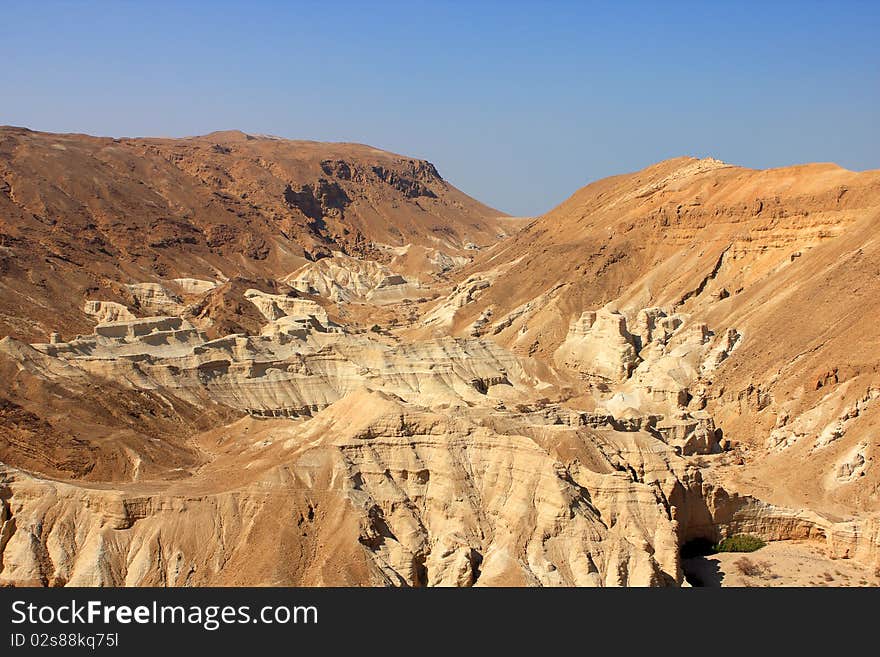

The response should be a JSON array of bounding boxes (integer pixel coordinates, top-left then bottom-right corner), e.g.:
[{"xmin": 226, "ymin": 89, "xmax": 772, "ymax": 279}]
[
  {"xmin": 0, "ymin": 127, "xmax": 508, "ymax": 342},
  {"xmin": 1, "ymin": 135, "xmax": 878, "ymax": 586},
  {"xmin": 426, "ymin": 157, "xmax": 880, "ymax": 520}
]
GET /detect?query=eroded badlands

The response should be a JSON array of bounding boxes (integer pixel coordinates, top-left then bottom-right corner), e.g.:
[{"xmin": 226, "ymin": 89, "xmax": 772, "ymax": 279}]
[{"xmin": 1, "ymin": 129, "xmax": 878, "ymax": 586}]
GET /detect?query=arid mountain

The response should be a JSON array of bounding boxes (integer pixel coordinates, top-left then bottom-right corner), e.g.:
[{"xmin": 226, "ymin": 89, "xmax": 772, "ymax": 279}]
[
  {"xmin": 1, "ymin": 135, "xmax": 878, "ymax": 587},
  {"xmin": 0, "ymin": 127, "xmax": 508, "ymax": 342},
  {"xmin": 425, "ymin": 156, "xmax": 880, "ymax": 527}
]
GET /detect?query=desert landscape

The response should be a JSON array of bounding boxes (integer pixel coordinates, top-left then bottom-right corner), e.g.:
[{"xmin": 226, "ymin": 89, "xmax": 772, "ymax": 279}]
[{"xmin": 0, "ymin": 126, "xmax": 878, "ymax": 587}]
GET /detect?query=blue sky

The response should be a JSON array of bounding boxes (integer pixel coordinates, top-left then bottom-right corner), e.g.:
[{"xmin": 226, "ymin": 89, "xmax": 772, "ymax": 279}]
[{"xmin": 2, "ymin": 1, "xmax": 878, "ymax": 215}]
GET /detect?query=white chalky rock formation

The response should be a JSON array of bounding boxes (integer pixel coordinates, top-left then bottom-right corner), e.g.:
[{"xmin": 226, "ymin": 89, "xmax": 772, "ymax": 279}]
[
  {"xmin": 126, "ymin": 282, "xmax": 186, "ymax": 315},
  {"xmin": 554, "ymin": 309, "xmax": 640, "ymax": 382},
  {"xmin": 170, "ymin": 278, "xmax": 221, "ymax": 295},
  {"xmin": 284, "ymin": 253, "xmax": 419, "ymax": 303},
  {"xmin": 83, "ymin": 300, "xmax": 136, "ymax": 324},
  {"xmin": 243, "ymin": 288, "xmax": 330, "ymax": 324}
]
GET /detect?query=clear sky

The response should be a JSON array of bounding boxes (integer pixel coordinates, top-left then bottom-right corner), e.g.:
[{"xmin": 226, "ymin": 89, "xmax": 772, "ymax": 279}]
[{"xmin": 2, "ymin": 1, "xmax": 878, "ymax": 216}]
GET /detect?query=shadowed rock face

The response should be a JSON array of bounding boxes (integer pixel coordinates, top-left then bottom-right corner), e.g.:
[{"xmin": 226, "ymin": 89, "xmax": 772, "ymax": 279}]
[
  {"xmin": 283, "ymin": 179, "xmax": 351, "ymax": 233},
  {"xmin": 0, "ymin": 138, "xmax": 878, "ymax": 587},
  {"xmin": 320, "ymin": 158, "xmax": 441, "ymax": 199}
]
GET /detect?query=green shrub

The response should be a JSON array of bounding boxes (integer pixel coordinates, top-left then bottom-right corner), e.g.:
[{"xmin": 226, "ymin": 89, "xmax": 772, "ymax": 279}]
[{"xmin": 715, "ymin": 534, "xmax": 766, "ymax": 553}]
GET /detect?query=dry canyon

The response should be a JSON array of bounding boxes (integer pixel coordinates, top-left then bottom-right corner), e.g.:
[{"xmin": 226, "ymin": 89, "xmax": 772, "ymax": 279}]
[{"xmin": 1, "ymin": 127, "xmax": 878, "ymax": 586}]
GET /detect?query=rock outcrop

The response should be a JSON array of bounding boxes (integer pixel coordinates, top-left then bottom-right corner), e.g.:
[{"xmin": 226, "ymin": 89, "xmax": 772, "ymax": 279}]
[{"xmin": 555, "ymin": 309, "xmax": 640, "ymax": 382}]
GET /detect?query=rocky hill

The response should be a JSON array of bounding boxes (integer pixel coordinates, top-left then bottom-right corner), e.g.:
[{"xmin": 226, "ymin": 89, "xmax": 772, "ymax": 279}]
[
  {"xmin": 424, "ymin": 155, "xmax": 880, "ymax": 524},
  {"xmin": 0, "ymin": 127, "xmax": 508, "ymax": 342}
]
